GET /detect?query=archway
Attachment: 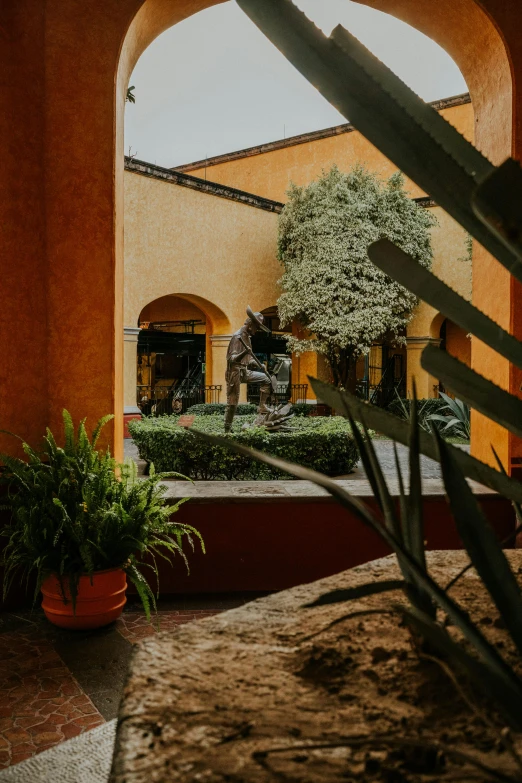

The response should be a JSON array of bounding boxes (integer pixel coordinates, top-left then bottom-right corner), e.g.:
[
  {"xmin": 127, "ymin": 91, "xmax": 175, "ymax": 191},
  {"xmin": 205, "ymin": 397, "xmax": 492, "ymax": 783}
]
[
  {"xmin": 124, "ymin": 292, "xmax": 231, "ymax": 425},
  {"xmin": 115, "ymin": 0, "xmax": 514, "ymax": 464}
]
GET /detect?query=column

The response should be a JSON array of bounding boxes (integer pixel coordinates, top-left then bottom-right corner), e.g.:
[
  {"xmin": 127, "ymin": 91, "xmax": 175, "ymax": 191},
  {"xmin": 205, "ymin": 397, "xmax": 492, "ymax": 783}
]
[
  {"xmin": 209, "ymin": 334, "xmax": 234, "ymax": 403},
  {"xmin": 405, "ymin": 337, "xmax": 441, "ymax": 399},
  {"xmin": 124, "ymin": 327, "xmax": 141, "ymax": 437}
]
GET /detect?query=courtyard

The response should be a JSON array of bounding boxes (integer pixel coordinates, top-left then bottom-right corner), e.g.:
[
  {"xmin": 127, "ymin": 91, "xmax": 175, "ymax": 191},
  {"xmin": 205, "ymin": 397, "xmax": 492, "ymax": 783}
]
[{"xmin": 2, "ymin": 0, "xmax": 522, "ymax": 780}]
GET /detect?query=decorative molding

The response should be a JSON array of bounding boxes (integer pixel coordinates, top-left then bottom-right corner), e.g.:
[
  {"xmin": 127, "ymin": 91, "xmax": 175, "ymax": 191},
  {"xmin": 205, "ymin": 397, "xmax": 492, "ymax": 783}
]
[
  {"xmin": 124, "ymin": 326, "xmax": 141, "ymax": 342},
  {"xmin": 173, "ymin": 93, "xmax": 471, "ymax": 172},
  {"xmin": 406, "ymin": 336, "xmax": 442, "ymax": 346},
  {"xmin": 210, "ymin": 334, "xmax": 233, "ymax": 344},
  {"xmin": 124, "ymin": 159, "xmax": 284, "ymax": 214}
]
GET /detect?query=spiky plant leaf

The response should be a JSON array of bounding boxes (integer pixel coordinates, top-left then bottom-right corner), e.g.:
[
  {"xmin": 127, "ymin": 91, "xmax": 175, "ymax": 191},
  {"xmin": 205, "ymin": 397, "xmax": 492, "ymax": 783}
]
[
  {"xmin": 309, "ymin": 377, "xmax": 522, "ymax": 504},
  {"xmin": 192, "ymin": 427, "xmax": 522, "ymax": 699},
  {"xmin": 367, "ymin": 238, "xmax": 522, "ymax": 370},
  {"xmin": 421, "ymin": 345, "xmax": 522, "ymax": 439},
  {"xmin": 305, "ymin": 580, "xmax": 405, "ymax": 607},
  {"xmin": 235, "ymin": 0, "xmax": 522, "ymax": 283},
  {"xmin": 397, "ymin": 604, "xmax": 522, "ymax": 730},
  {"xmin": 434, "ymin": 429, "xmax": 522, "ymax": 656}
]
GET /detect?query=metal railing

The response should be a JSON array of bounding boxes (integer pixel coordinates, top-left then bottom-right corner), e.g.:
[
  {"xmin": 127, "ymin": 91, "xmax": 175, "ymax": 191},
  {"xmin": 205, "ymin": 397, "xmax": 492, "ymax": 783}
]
[
  {"xmin": 137, "ymin": 384, "xmax": 221, "ymax": 416},
  {"xmin": 247, "ymin": 383, "xmax": 308, "ymax": 406}
]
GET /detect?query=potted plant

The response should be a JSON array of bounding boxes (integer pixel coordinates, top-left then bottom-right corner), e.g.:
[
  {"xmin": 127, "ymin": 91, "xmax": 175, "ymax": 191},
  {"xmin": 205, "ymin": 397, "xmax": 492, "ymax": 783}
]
[{"xmin": 0, "ymin": 410, "xmax": 203, "ymax": 629}]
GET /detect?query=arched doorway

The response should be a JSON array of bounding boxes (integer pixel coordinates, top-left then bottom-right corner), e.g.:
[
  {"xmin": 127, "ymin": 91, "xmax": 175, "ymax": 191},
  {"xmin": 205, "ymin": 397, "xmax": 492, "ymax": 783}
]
[
  {"xmin": 429, "ymin": 313, "xmax": 471, "ymax": 396},
  {"xmin": 115, "ymin": 0, "xmax": 514, "ymax": 463},
  {"xmin": 125, "ymin": 293, "xmax": 231, "ymax": 422}
]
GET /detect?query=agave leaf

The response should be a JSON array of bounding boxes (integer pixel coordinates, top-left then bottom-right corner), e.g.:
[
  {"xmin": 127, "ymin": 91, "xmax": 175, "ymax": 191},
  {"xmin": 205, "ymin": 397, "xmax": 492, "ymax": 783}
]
[
  {"xmin": 367, "ymin": 239, "xmax": 522, "ymax": 369},
  {"xmin": 309, "ymin": 377, "xmax": 522, "ymax": 504},
  {"xmin": 344, "ymin": 411, "xmax": 401, "ymax": 540},
  {"xmin": 421, "ymin": 345, "xmax": 522, "ymax": 439},
  {"xmin": 427, "ymin": 414, "xmax": 456, "ymax": 425},
  {"xmin": 393, "ymin": 443, "xmax": 411, "ymax": 552},
  {"xmin": 473, "ymin": 158, "xmax": 522, "ymax": 260},
  {"xmin": 397, "ymin": 604, "xmax": 522, "ymax": 730},
  {"xmin": 408, "ymin": 384, "xmax": 425, "ymax": 570},
  {"xmin": 434, "ymin": 429, "xmax": 522, "ymax": 657},
  {"xmin": 235, "ymin": 0, "xmax": 522, "ymax": 283},
  {"xmin": 192, "ymin": 427, "xmax": 522, "ymax": 695},
  {"xmin": 305, "ymin": 580, "xmax": 405, "ymax": 607}
]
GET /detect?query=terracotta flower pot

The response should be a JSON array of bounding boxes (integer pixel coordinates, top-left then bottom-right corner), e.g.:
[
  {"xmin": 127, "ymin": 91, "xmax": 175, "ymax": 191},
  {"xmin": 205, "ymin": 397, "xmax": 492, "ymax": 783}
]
[{"xmin": 41, "ymin": 567, "xmax": 127, "ymax": 630}]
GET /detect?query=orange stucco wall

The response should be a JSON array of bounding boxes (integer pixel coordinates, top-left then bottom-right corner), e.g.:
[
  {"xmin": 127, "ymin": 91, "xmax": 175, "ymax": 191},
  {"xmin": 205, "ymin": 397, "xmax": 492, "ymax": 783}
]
[
  {"xmin": 446, "ymin": 320, "xmax": 471, "ymax": 367},
  {"xmin": 182, "ymin": 102, "xmax": 474, "ymax": 204},
  {"xmin": 1, "ymin": 0, "xmax": 521, "ymax": 473}
]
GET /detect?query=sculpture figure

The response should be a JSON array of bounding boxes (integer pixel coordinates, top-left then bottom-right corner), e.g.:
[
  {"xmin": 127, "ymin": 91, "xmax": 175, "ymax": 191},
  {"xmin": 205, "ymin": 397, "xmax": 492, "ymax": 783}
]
[{"xmin": 224, "ymin": 307, "xmax": 272, "ymax": 433}]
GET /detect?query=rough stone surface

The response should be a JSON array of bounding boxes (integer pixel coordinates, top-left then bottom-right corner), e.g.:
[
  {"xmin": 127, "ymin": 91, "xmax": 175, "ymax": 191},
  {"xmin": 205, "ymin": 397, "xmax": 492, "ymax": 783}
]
[{"xmin": 110, "ymin": 551, "xmax": 522, "ymax": 782}]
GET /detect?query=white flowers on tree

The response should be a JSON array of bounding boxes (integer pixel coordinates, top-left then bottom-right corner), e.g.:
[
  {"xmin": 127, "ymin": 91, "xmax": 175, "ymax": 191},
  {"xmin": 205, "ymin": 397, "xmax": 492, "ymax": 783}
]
[{"xmin": 277, "ymin": 165, "xmax": 436, "ymax": 388}]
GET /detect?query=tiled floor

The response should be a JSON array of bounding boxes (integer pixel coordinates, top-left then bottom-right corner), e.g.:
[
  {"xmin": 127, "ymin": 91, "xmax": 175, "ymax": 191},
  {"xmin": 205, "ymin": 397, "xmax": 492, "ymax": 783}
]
[{"xmin": 0, "ymin": 597, "xmax": 256, "ymax": 770}]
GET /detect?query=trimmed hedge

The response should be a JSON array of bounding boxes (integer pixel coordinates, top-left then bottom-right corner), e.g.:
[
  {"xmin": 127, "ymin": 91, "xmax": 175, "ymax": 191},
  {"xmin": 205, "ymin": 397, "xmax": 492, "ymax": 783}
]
[
  {"xmin": 128, "ymin": 414, "xmax": 359, "ymax": 480},
  {"xmin": 388, "ymin": 398, "xmax": 465, "ymax": 437},
  {"xmin": 185, "ymin": 402, "xmax": 315, "ymax": 417},
  {"xmin": 185, "ymin": 403, "xmax": 258, "ymax": 416}
]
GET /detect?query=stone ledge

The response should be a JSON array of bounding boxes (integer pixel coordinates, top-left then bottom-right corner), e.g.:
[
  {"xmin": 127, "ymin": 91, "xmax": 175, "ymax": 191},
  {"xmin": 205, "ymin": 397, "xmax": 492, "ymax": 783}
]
[
  {"xmin": 162, "ymin": 476, "xmax": 495, "ymax": 504},
  {"xmin": 110, "ymin": 548, "xmax": 521, "ymax": 783}
]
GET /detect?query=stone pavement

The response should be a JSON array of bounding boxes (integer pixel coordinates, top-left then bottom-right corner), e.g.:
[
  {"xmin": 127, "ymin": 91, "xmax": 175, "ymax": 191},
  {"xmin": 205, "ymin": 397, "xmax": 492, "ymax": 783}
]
[{"xmin": 0, "ymin": 596, "xmax": 258, "ymax": 770}]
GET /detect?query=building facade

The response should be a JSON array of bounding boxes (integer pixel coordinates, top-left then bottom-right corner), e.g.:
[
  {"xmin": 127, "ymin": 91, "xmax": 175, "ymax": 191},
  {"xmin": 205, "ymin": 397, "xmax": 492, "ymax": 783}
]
[{"xmin": 123, "ymin": 95, "xmax": 473, "ymax": 418}]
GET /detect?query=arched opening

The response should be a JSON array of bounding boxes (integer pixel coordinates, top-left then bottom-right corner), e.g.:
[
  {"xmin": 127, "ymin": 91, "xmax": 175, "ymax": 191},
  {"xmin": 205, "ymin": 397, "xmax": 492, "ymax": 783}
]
[
  {"xmin": 124, "ymin": 293, "xmax": 231, "ymax": 426},
  {"xmin": 429, "ymin": 313, "xmax": 471, "ymax": 396},
  {"xmin": 115, "ymin": 0, "xmax": 513, "ymax": 461}
]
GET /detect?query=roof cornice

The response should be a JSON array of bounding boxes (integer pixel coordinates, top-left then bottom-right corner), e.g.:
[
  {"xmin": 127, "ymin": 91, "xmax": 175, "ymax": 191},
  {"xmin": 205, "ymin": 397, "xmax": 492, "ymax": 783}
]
[
  {"xmin": 173, "ymin": 93, "xmax": 471, "ymax": 172},
  {"xmin": 125, "ymin": 158, "xmax": 284, "ymax": 213}
]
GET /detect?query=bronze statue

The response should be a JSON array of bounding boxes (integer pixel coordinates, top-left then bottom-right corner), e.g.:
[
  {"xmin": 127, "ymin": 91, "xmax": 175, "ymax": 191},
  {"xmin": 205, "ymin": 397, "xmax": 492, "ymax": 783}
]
[
  {"xmin": 224, "ymin": 306, "xmax": 295, "ymax": 433},
  {"xmin": 224, "ymin": 307, "xmax": 272, "ymax": 432}
]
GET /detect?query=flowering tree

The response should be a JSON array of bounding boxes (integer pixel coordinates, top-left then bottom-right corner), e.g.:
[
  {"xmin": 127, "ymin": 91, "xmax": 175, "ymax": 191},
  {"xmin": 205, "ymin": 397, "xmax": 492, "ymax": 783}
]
[{"xmin": 277, "ymin": 165, "xmax": 436, "ymax": 388}]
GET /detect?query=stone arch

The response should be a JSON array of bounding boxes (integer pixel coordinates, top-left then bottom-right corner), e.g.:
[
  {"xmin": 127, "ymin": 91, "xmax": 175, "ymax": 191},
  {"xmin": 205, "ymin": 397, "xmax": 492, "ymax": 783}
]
[
  {"xmin": 116, "ymin": 0, "xmax": 514, "ymax": 460},
  {"xmin": 126, "ymin": 292, "xmax": 232, "ymax": 404}
]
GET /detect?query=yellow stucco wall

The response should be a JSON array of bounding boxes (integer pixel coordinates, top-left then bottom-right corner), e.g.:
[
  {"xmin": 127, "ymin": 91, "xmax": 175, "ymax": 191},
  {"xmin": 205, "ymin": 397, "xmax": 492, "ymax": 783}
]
[
  {"xmin": 140, "ymin": 296, "xmax": 207, "ymax": 333},
  {"xmin": 124, "ymin": 171, "xmax": 280, "ymax": 397},
  {"xmin": 124, "ymin": 101, "xmax": 473, "ymax": 406},
  {"xmin": 183, "ymin": 102, "xmax": 474, "ymax": 205}
]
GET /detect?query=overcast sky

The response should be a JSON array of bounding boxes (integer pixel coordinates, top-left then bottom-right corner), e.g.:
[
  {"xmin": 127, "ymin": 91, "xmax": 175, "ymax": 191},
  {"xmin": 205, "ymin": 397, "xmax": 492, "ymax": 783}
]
[{"xmin": 124, "ymin": 0, "xmax": 467, "ymax": 169}]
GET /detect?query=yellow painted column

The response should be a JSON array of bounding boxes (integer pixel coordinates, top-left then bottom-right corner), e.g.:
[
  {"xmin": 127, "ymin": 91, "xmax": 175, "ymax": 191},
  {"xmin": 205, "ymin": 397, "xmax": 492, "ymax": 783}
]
[
  {"xmin": 406, "ymin": 337, "xmax": 441, "ymax": 399},
  {"xmin": 124, "ymin": 327, "xmax": 141, "ymax": 414},
  {"xmin": 209, "ymin": 334, "xmax": 234, "ymax": 404}
]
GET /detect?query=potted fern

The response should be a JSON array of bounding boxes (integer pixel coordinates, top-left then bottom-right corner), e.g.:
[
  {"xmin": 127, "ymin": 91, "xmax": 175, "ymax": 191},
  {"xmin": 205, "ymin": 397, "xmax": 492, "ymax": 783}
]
[{"xmin": 0, "ymin": 411, "xmax": 203, "ymax": 629}]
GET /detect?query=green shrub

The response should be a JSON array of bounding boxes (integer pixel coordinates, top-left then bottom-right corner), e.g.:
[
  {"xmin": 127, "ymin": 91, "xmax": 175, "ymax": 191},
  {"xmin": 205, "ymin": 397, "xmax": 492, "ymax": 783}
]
[
  {"xmin": 0, "ymin": 411, "xmax": 203, "ymax": 618},
  {"xmin": 291, "ymin": 402, "xmax": 314, "ymax": 417},
  {"xmin": 185, "ymin": 403, "xmax": 257, "ymax": 416},
  {"xmin": 129, "ymin": 414, "xmax": 358, "ymax": 480},
  {"xmin": 185, "ymin": 402, "xmax": 315, "ymax": 417},
  {"xmin": 388, "ymin": 397, "xmax": 466, "ymax": 438}
]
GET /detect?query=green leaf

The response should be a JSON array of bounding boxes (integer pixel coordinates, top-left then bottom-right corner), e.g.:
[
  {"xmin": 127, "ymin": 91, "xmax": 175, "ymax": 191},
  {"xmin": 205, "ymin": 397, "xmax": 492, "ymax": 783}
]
[
  {"xmin": 421, "ymin": 344, "xmax": 522, "ymax": 439},
  {"xmin": 434, "ymin": 429, "xmax": 522, "ymax": 656},
  {"xmin": 305, "ymin": 580, "xmax": 405, "ymax": 607},
  {"xmin": 191, "ymin": 427, "xmax": 522, "ymax": 699},
  {"xmin": 408, "ymin": 383, "xmax": 425, "ymax": 571},
  {"xmin": 309, "ymin": 377, "xmax": 522, "ymax": 504},
  {"xmin": 235, "ymin": 0, "xmax": 522, "ymax": 283},
  {"xmin": 368, "ymin": 238, "xmax": 522, "ymax": 370},
  {"xmin": 397, "ymin": 604, "xmax": 522, "ymax": 730}
]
